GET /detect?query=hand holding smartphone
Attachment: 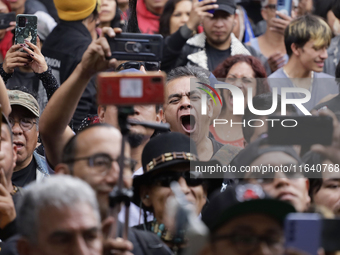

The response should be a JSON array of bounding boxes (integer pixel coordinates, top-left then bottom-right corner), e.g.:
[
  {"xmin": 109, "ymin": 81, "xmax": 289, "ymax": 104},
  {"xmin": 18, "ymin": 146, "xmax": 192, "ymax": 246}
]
[{"xmin": 14, "ymin": 14, "xmax": 37, "ymax": 50}]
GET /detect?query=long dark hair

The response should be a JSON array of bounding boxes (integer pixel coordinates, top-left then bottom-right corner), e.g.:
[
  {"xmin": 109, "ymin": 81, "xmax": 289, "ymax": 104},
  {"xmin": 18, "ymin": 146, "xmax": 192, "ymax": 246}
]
[
  {"xmin": 110, "ymin": 1, "xmax": 122, "ymax": 28},
  {"xmin": 126, "ymin": 0, "xmax": 140, "ymax": 32},
  {"xmin": 159, "ymin": 0, "xmax": 185, "ymax": 37}
]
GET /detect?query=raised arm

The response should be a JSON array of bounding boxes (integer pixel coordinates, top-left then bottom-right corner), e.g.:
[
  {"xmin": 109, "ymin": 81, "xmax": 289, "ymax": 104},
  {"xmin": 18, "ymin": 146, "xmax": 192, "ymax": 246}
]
[
  {"xmin": 0, "ymin": 77, "xmax": 10, "ymax": 117},
  {"xmin": 39, "ymin": 27, "xmax": 121, "ymax": 168}
]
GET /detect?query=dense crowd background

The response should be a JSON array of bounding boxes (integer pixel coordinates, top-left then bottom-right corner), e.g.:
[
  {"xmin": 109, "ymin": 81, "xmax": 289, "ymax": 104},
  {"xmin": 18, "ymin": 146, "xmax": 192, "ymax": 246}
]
[{"xmin": 1, "ymin": 0, "xmax": 340, "ymax": 254}]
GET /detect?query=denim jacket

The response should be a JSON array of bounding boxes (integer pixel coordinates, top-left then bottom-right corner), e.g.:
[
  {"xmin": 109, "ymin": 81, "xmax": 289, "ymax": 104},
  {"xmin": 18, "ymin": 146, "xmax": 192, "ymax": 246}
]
[{"xmin": 33, "ymin": 151, "xmax": 52, "ymax": 182}]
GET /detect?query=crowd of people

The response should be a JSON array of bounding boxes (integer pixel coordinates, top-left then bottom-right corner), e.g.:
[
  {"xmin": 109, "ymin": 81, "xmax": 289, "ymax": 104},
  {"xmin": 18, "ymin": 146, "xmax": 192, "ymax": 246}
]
[{"xmin": 1, "ymin": 0, "xmax": 340, "ymax": 254}]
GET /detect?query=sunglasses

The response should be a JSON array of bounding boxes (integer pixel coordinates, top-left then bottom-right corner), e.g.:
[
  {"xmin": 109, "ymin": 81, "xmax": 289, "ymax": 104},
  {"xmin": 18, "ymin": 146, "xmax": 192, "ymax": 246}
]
[
  {"xmin": 116, "ymin": 61, "xmax": 160, "ymax": 71},
  {"xmin": 150, "ymin": 171, "xmax": 204, "ymax": 187},
  {"xmin": 264, "ymin": 4, "xmax": 277, "ymax": 11}
]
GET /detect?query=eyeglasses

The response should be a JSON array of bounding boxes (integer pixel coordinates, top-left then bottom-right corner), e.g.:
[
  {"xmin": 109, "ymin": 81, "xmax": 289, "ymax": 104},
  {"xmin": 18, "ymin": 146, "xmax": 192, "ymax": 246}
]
[
  {"xmin": 264, "ymin": 4, "xmax": 277, "ymax": 11},
  {"xmin": 116, "ymin": 61, "xmax": 160, "ymax": 71},
  {"xmin": 8, "ymin": 117, "xmax": 37, "ymax": 131},
  {"xmin": 211, "ymin": 233, "xmax": 284, "ymax": 252},
  {"xmin": 151, "ymin": 171, "xmax": 204, "ymax": 187},
  {"xmin": 66, "ymin": 153, "xmax": 137, "ymax": 176}
]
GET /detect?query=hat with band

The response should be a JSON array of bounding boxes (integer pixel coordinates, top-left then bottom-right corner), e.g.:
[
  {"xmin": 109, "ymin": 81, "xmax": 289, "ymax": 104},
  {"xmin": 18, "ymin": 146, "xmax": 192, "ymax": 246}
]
[
  {"xmin": 133, "ymin": 132, "xmax": 220, "ymax": 206},
  {"xmin": 7, "ymin": 90, "xmax": 40, "ymax": 117}
]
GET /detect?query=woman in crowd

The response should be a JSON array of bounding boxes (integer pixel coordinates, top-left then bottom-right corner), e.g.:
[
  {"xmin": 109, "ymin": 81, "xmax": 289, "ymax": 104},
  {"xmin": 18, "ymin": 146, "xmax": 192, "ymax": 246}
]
[
  {"xmin": 160, "ymin": 0, "xmax": 218, "ymax": 72},
  {"xmin": 212, "ymin": 54, "xmax": 270, "ymax": 147},
  {"xmin": 159, "ymin": 0, "xmax": 199, "ymax": 38},
  {"xmin": 133, "ymin": 132, "xmax": 211, "ymax": 254},
  {"xmin": 98, "ymin": 0, "xmax": 121, "ymax": 29},
  {"xmin": 303, "ymin": 151, "xmax": 340, "ymax": 216}
]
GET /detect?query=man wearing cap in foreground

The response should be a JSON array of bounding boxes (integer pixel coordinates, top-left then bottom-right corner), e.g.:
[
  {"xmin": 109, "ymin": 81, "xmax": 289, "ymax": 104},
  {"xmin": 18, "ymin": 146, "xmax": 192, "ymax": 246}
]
[
  {"xmin": 7, "ymin": 90, "xmax": 50, "ymax": 187},
  {"xmin": 200, "ymin": 183, "xmax": 296, "ymax": 255}
]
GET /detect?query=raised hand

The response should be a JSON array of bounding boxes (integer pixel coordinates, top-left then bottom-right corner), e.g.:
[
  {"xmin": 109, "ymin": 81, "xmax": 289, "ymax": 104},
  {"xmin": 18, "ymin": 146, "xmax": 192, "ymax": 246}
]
[
  {"xmin": 2, "ymin": 44, "xmax": 31, "ymax": 74},
  {"xmin": 21, "ymin": 36, "xmax": 48, "ymax": 74},
  {"xmin": 270, "ymin": 11, "xmax": 293, "ymax": 35},
  {"xmin": 79, "ymin": 27, "xmax": 122, "ymax": 79},
  {"xmin": 186, "ymin": 0, "xmax": 218, "ymax": 31}
]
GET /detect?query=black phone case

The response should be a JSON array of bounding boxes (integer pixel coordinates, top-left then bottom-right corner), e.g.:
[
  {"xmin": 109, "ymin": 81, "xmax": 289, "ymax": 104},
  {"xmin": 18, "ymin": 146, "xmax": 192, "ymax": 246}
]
[
  {"xmin": 15, "ymin": 14, "xmax": 37, "ymax": 46},
  {"xmin": 0, "ymin": 12, "xmax": 15, "ymax": 30},
  {"xmin": 106, "ymin": 33, "xmax": 163, "ymax": 62}
]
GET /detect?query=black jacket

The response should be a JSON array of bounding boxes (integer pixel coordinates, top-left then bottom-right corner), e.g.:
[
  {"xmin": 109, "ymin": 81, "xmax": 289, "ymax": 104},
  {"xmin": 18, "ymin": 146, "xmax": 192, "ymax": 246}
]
[{"xmin": 41, "ymin": 21, "xmax": 97, "ymax": 130}]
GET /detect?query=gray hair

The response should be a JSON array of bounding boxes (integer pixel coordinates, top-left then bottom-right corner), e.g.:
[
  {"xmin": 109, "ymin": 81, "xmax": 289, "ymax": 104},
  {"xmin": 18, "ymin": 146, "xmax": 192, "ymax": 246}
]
[
  {"xmin": 166, "ymin": 66, "xmax": 210, "ymax": 87},
  {"xmin": 17, "ymin": 175, "xmax": 100, "ymax": 244}
]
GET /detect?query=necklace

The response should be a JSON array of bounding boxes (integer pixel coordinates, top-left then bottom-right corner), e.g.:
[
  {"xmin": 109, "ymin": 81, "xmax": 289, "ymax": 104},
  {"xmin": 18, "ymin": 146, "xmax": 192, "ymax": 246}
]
[
  {"xmin": 151, "ymin": 219, "xmax": 185, "ymax": 255},
  {"xmin": 282, "ymin": 68, "xmax": 314, "ymax": 94}
]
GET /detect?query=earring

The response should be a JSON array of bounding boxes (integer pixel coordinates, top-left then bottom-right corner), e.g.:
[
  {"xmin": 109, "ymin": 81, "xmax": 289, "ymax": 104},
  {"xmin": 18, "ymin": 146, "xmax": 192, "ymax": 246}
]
[{"xmin": 144, "ymin": 194, "xmax": 149, "ymax": 199}]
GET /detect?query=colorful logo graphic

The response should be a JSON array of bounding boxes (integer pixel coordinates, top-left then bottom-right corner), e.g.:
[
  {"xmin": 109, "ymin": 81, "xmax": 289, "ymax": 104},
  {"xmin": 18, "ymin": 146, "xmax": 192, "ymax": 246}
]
[{"xmin": 197, "ymin": 82, "xmax": 222, "ymax": 106}]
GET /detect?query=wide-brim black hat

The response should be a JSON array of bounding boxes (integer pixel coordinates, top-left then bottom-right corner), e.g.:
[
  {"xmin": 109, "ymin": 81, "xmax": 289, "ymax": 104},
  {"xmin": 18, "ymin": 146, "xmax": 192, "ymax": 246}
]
[{"xmin": 133, "ymin": 132, "xmax": 220, "ymax": 207}]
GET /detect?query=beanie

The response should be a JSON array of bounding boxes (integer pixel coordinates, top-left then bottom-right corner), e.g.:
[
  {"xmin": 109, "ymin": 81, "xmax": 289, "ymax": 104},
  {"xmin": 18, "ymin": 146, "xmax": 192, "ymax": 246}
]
[{"xmin": 53, "ymin": 0, "xmax": 97, "ymax": 21}]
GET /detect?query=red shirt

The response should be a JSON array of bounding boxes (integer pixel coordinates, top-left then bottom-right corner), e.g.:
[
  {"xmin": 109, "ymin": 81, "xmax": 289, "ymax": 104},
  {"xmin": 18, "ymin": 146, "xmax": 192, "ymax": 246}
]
[
  {"xmin": 0, "ymin": 31, "xmax": 13, "ymax": 60},
  {"xmin": 136, "ymin": 0, "xmax": 160, "ymax": 34}
]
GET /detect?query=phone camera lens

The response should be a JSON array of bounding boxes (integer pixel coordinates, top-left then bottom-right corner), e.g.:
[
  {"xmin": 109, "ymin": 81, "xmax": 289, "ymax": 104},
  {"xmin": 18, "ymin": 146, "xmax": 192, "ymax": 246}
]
[
  {"xmin": 18, "ymin": 17, "xmax": 26, "ymax": 27},
  {"xmin": 132, "ymin": 43, "xmax": 142, "ymax": 53}
]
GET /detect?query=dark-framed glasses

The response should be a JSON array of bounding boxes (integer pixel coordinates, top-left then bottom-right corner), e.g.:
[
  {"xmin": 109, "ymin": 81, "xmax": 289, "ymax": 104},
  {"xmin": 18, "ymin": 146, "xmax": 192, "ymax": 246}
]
[
  {"xmin": 66, "ymin": 153, "xmax": 137, "ymax": 176},
  {"xmin": 116, "ymin": 61, "xmax": 160, "ymax": 71},
  {"xmin": 8, "ymin": 117, "xmax": 37, "ymax": 131},
  {"xmin": 264, "ymin": 4, "xmax": 277, "ymax": 11},
  {"xmin": 151, "ymin": 171, "xmax": 204, "ymax": 187}
]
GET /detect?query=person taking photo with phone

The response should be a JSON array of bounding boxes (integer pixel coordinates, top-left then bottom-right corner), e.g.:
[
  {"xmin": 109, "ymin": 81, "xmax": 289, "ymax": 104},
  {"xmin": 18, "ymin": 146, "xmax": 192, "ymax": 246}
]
[{"xmin": 247, "ymin": 0, "xmax": 292, "ymax": 72}]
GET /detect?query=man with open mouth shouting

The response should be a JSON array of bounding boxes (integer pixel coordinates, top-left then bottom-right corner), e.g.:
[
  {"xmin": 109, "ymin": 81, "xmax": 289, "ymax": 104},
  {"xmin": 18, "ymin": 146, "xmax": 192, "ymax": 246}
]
[{"xmin": 163, "ymin": 66, "xmax": 224, "ymax": 161}]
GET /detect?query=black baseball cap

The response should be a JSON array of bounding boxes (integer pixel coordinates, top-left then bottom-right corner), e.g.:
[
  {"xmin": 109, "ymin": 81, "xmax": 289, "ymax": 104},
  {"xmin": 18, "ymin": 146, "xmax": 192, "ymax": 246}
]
[
  {"xmin": 202, "ymin": 183, "xmax": 296, "ymax": 233},
  {"xmin": 230, "ymin": 137, "xmax": 303, "ymax": 172},
  {"xmin": 215, "ymin": 0, "xmax": 237, "ymax": 14}
]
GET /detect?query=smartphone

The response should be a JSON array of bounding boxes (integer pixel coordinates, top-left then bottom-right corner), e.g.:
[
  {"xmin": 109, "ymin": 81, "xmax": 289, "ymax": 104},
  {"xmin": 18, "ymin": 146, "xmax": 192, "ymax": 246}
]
[
  {"xmin": 198, "ymin": 0, "xmax": 215, "ymax": 14},
  {"xmin": 106, "ymin": 33, "xmax": 163, "ymax": 62},
  {"xmin": 0, "ymin": 12, "xmax": 15, "ymax": 30},
  {"xmin": 267, "ymin": 116, "xmax": 333, "ymax": 145},
  {"xmin": 14, "ymin": 14, "xmax": 37, "ymax": 49},
  {"xmin": 285, "ymin": 213, "xmax": 322, "ymax": 255},
  {"xmin": 97, "ymin": 72, "xmax": 165, "ymax": 106},
  {"xmin": 277, "ymin": 0, "xmax": 292, "ymax": 17}
]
